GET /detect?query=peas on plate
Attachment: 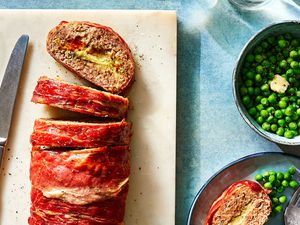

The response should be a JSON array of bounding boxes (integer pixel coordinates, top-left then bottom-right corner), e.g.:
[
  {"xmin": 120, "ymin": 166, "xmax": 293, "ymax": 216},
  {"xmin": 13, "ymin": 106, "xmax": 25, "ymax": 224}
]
[{"xmin": 240, "ymin": 33, "xmax": 300, "ymax": 138}]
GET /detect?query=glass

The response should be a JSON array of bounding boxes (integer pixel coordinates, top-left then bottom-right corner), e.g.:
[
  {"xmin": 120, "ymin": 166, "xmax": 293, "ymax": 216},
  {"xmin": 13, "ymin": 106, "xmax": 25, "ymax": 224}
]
[{"xmin": 228, "ymin": 0, "xmax": 273, "ymax": 10}]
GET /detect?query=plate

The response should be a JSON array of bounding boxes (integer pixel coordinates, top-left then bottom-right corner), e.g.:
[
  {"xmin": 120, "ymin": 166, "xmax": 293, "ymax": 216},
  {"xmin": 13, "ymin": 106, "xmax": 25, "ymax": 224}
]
[
  {"xmin": 187, "ymin": 152, "xmax": 300, "ymax": 225},
  {"xmin": 0, "ymin": 10, "xmax": 177, "ymax": 225}
]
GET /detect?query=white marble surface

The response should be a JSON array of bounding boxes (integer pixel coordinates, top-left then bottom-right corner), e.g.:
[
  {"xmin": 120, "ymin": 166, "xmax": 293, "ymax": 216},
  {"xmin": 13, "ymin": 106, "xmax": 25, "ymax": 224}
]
[{"xmin": 0, "ymin": 10, "xmax": 177, "ymax": 225}]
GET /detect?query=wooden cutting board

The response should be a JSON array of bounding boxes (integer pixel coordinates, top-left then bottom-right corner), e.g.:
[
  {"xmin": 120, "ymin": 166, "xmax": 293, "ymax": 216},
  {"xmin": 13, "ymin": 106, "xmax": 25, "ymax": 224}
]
[{"xmin": 0, "ymin": 10, "xmax": 176, "ymax": 225}]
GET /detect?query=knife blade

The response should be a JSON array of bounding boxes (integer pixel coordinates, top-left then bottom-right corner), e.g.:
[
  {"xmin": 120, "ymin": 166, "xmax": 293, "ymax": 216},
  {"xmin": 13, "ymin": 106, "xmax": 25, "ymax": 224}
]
[{"xmin": 0, "ymin": 35, "xmax": 29, "ymax": 166}]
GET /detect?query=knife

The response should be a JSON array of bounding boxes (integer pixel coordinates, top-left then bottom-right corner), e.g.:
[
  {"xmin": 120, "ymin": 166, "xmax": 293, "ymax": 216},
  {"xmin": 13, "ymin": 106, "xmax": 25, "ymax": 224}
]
[{"xmin": 0, "ymin": 35, "xmax": 29, "ymax": 167}]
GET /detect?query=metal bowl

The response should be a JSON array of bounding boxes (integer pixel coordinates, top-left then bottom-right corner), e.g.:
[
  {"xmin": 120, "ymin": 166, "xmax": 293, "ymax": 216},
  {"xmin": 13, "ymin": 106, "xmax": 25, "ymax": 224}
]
[{"xmin": 233, "ymin": 21, "xmax": 300, "ymax": 145}]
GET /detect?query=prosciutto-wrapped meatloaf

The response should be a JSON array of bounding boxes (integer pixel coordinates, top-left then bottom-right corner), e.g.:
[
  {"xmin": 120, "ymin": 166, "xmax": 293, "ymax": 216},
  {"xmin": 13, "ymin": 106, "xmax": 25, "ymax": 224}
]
[
  {"xmin": 205, "ymin": 180, "xmax": 272, "ymax": 225},
  {"xmin": 29, "ymin": 146, "xmax": 130, "ymax": 225},
  {"xmin": 30, "ymin": 119, "xmax": 132, "ymax": 148},
  {"xmin": 32, "ymin": 76, "xmax": 129, "ymax": 119},
  {"xmin": 46, "ymin": 21, "xmax": 135, "ymax": 94}
]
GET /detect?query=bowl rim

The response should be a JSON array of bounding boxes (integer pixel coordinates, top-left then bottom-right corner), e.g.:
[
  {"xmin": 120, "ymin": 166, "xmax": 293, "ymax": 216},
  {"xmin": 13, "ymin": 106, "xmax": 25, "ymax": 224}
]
[
  {"xmin": 233, "ymin": 20, "xmax": 300, "ymax": 146},
  {"xmin": 186, "ymin": 151, "xmax": 300, "ymax": 225}
]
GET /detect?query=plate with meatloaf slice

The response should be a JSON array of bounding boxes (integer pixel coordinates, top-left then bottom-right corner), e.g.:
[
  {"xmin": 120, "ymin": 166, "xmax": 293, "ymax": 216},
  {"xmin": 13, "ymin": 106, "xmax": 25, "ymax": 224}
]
[
  {"xmin": 0, "ymin": 10, "xmax": 176, "ymax": 225},
  {"xmin": 187, "ymin": 152, "xmax": 300, "ymax": 225}
]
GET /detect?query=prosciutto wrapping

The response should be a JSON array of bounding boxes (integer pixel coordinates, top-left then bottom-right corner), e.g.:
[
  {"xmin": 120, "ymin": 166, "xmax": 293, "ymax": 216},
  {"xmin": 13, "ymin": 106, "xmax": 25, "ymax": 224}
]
[
  {"xmin": 30, "ymin": 119, "xmax": 132, "ymax": 148},
  {"xmin": 31, "ymin": 77, "xmax": 129, "ymax": 119},
  {"xmin": 29, "ymin": 146, "xmax": 130, "ymax": 225}
]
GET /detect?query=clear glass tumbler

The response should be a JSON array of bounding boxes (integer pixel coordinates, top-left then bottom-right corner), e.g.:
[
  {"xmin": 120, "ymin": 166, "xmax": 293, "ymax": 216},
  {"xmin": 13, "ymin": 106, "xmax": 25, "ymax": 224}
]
[{"xmin": 228, "ymin": 0, "xmax": 273, "ymax": 10}]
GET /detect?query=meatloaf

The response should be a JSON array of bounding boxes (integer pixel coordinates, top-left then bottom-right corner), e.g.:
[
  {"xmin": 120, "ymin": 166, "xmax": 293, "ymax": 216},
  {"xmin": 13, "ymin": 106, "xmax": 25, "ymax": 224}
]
[
  {"xmin": 30, "ymin": 119, "xmax": 132, "ymax": 148},
  {"xmin": 46, "ymin": 21, "xmax": 135, "ymax": 94},
  {"xmin": 31, "ymin": 76, "xmax": 129, "ymax": 119},
  {"xmin": 29, "ymin": 146, "xmax": 130, "ymax": 225},
  {"xmin": 205, "ymin": 180, "xmax": 272, "ymax": 225}
]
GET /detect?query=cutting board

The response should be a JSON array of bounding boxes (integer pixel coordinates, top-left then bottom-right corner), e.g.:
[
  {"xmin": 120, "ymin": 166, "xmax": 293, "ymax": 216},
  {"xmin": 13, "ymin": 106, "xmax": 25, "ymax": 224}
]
[{"xmin": 0, "ymin": 10, "xmax": 176, "ymax": 225}]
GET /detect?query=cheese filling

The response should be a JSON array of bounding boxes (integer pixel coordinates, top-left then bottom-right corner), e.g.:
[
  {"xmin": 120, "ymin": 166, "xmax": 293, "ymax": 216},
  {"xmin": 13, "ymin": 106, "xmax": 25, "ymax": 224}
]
[
  {"xmin": 42, "ymin": 178, "xmax": 129, "ymax": 205},
  {"xmin": 74, "ymin": 46, "xmax": 123, "ymax": 83},
  {"xmin": 228, "ymin": 202, "xmax": 255, "ymax": 225}
]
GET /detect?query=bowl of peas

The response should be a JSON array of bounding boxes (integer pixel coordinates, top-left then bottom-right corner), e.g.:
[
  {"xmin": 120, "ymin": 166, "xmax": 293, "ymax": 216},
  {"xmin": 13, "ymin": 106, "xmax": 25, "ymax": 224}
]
[{"xmin": 233, "ymin": 21, "xmax": 300, "ymax": 145}]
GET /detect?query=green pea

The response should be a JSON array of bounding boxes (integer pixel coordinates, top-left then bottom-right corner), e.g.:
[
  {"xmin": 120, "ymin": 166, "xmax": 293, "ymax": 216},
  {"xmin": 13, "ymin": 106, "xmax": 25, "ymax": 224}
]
[
  {"xmin": 269, "ymin": 174, "xmax": 276, "ymax": 183},
  {"xmin": 256, "ymin": 65, "xmax": 264, "ymax": 74},
  {"xmin": 273, "ymin": 179, "xmax": 281, "ymax": 188},
  {"xmin": 291, "ymin": 61, "xmax": 299, "ymax": 69},
  {"xmin": 290, "ymin": 96, "xmax": 297, "ymax": 102},
  {"xmin": 289, "ymin": 122, "xmax": 298, "ymax": 130},
  {"xmin": 281, "ymin": 96, "xmax": 289, "ymax": 102},
  {"xmin": 284, "ymin": 130, "xmax": 294, "ymax": 139},
  {"xmin": 272, "ymin": 197, "xmax": 279, "ymax": 204},
  {"xmin": 255, "ymin": 74, "xmax": 262, "ymax": 83},
  {"xmin": 277, "ymin": 127, "xmax": 285, "ymax": 136},
  {"xmin": 261, "ymin": 98, "xmax": 269, "ymax": 106},
  {"xmin": 242, "ymin": 96, "xmax": 251, "ymax": 107},
  {"xmin": 261, "ymin": 84, "xmax": 269, "ymax": 92},
  {"xmin": 287, "ymin": 57, "xmax": 293, "ymax": 64},
  {"xmin": 246, "ymin": 71, "xmax": 255, "ymax": 79},
  {"xmin": 268, "ymin": 95, "xmax": 277, "ymax": 104},
  {"xmin": 246, "ymin": 54, "xmax": 255, "ymax": 62},
  {"xmin": 245, "ymin": 79, "xmax": 253, "ymax": 87},
  {"xmin": 278, "ymin": 119, "xmax": 286, "ymax": 127},
  {"xmin": 264, "ymin": 182, "xmax": 272, "ymax": 189},
  {"xmin": 286, "ymin": 116, "xmax": 292, "ymax": 123},
  {"xmin": 278, "ymin": 39, "xmax": 287, "ymax": 48},
  {"xmin": 255, "ymin": 54, "xmax": 264, "ymax": 63},
  {"xmin": 282, "ymin": 180, "xmax": 289, "ymax": 187},
  {"xmin": 292, "ymin": 130, "xmax": 298, "ymax": 136},
  {"xmin": 255, "ymin": 174, "xmax": 263, "ymax": 181},
  {"xmin": 262, "ymin": 122, "xmax": 271, "ymax": 131},
  {"xmin": 288, "ymin": 166, "xmax": 296, "ymax": 175},
  {"xmin": 290, "ymin": 180, "xmax": 299, "ymax": 189},
  {"xmin": 269, "ymin": 55, "xmax": 276, "ymax": 63},
  {"xmin": 292, "ymin": 113, "xmax": 299, "ymax": 121},
  {"xmin": 261, "ymin": 110, "xmax": 269, "ymax": 118},
  {"xmin": 254, "ymin": 93, "xmax": 262, "ymax": 102},
  {"xmin": 279, "ymin": 60, "xmax": 288, "ymax": 68},
  {"xmin": 268, "ymin": 36, "xmax": 276, "ymax": 44},
  {"xmin": 269, "ymin": 171, "xmax": 276, "ymax": 176},
  {"xmin": 296, "ymin": 108, "xmax": 300, "ymax": 116},
  {"xmin": 276, "ymin": 172, "xmax": 284, "ymax": 180},
  {"xmin": 271, "ymin": 124, "xmax": 278, "ymax": 132},
  {"xmin": 256, "ymin": 116, "xmax": 264, "ymax": 124},
  {"xmin": 290, "ymin": 50, "xmax": 298, "ymax": 58},
  {"xmin": 278, "ymin": 100, "xmax": 287, "ymax": 109},
  {"xmin": 256, "ymin": 104, "xmax": 264, "ymax": 111},
  {"xmin": 279, "ymin": 196, "xmax": 287, "ymax": 203},
  {"xmin": 284, "ymin": 172, "xmax": 291, "ymax": 180},
  {"xmin": 274, "ymin": 205, "xmax": 283, "ymax": 214},
  {"xmin": 275, "ymin": 110, "xmax": 283, "ymax": 118},
  {"xmin": 286, "ymin": 68, "xmax": 294, "ymax": 76},
  {"xmin": 248, "ymin": 107, "xmax": 257, "ymax": 116},
  {"xmin": 285, "ymin": 106, "xmax": 294, "ymax": 116}
]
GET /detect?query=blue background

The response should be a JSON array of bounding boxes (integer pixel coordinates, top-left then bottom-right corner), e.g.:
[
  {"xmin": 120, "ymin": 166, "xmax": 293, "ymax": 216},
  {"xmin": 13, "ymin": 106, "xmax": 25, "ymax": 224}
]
[{"xmin": 1, "ymin": 0, "xmax": 300, "ymax": 224}]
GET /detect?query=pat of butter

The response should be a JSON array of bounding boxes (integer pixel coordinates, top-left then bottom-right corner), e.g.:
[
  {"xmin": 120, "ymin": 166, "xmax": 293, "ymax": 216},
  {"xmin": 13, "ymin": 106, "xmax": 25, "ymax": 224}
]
[{"xmin": 270, "ymin": 75, "xmax": 289, "ymax": 93}]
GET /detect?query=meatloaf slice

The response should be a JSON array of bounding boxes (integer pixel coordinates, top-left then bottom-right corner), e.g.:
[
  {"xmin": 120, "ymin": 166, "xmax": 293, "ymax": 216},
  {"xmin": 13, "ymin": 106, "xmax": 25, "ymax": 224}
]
[
  {"xmin": 31, "ymin": 76, "xmax": 129, "ymax": 119},
  {"xmin": 30, "ymin": 146, "xmax": 130, "ymax": 202},
  {"xmin": 205, "ymin": 180, "xmax": 272, "ymax": 225},
  {"xmin": 30, "ymin": 119, "xmax": 132, "ymax": 148},
  {"xmin": 29, "ymin": 146, "xmax": 130, "ymax": 225},
  {"xmin": 46, "ymin": 21, "xmax": 135, "ymax": 94}
]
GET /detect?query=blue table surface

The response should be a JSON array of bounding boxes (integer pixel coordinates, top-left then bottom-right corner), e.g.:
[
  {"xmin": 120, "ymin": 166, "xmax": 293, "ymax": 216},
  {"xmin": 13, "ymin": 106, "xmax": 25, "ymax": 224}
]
[{"xmin": 2, "ymin": 0, "xmax": 300, "ymax": 224}]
